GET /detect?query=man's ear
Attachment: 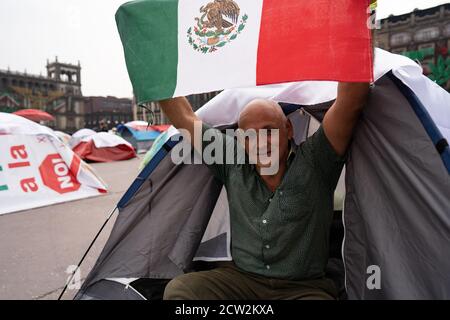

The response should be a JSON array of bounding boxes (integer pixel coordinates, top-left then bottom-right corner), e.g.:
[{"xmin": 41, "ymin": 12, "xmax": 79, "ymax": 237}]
[{"xmin": 286, "ymin": 119, "xmax": 294, "ymax": 140}]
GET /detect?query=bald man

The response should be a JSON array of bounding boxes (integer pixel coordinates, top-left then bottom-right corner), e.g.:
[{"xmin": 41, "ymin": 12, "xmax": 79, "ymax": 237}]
[{"xmin": 159, "ymin": 82, "xmax": 370, "ymax": 300}]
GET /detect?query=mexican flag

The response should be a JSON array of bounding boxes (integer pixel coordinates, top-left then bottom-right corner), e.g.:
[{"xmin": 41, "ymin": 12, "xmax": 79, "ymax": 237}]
[{"xmin": 116, "ymin": 0, "xmax": 374, "ymax": 104}]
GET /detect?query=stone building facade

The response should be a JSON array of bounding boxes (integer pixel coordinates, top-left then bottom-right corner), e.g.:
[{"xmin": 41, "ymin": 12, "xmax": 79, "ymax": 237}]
[
  {"xmin": 1, "ymin": 58, "xmax": 222, "ymax": 131},
  {"xmin": 375, "ymin": 4, "xmax": 450, "ymax": 90},
  {"xmin": 84, "ymin": 96, "xmax": 133, "ymax": 130},
  {"xmin": 134, "ymin": 91, "xmax": 221, "ymax": 125},
  {"xmin": 0, "ymin": 58, "xmax": 133, "ymax": 133}
]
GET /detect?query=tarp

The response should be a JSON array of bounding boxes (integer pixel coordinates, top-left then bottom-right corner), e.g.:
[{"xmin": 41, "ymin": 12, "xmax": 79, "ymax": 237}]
[
  {"xmin": 0, "ymin": 113, "xmax": 108, "ymax": 215},
  {"xmin": 77, "ymin": 49, "xmax": 450, "ymax": 300},
  {"xmin": 72, "ymin": 132, "xmax": 137, "ymax": 163}
]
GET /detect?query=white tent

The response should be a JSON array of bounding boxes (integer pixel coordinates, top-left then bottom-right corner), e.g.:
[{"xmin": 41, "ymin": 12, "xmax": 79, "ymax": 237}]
[
  {"xmin": 69, "ymin": 128, "xmax": 97, "ymax": 148},
  {"xmin": 0, "ymin": 113, "xmax": 108, "ymax": 215},
  {"xmin": 54, "ymin": 131, "xmax": 72, "ymax": 145}
]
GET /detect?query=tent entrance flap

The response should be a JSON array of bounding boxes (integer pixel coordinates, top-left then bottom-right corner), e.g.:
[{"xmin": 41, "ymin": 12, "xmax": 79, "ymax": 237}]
[{"xmin": 387, "ymin": 72, "xmax": 450, "ymax": 174}]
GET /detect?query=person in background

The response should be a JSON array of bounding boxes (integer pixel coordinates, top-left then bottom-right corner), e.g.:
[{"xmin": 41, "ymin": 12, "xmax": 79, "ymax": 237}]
[{"xmin": 99, "ymin": 120, "xmax": 108, "ymax": 132}]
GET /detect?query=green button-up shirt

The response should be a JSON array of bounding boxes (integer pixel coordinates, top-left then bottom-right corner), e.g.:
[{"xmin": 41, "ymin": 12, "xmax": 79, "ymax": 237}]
[{"xmin": 201, "ymin": 123, "xmax": 345, "ymax": 280}]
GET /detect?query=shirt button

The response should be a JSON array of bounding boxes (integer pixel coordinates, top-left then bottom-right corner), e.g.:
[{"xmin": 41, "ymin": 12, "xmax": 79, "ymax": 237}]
[
  {"xmin": 268, "ymin": 198, "xmax": 272, "ymax": 203},
  {"xmin": 265, "ymin": 245, "xmax": 270, "ymax": 249},
  {"xmin": 279, "ymin": 191, "xmax": 283, "ymax": 196},
  {"xmin": 266, "ymin": 265, "xmax": 271, "ymax": 270},
  {"xmin": 262, "ymin": 219, "xmax": 267, "ymax": 224}
]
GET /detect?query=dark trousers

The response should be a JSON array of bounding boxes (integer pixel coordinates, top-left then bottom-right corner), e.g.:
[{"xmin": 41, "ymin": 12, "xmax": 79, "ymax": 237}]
[{"xmin": 164, "ymin": 263, "xmax": 337, "ymax": 300}]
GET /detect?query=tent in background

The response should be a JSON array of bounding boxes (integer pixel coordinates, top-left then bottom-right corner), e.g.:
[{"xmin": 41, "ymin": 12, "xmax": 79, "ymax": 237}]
[
  {"xmin": 117, "ymin": 122, "xmax": 170, "ymax": 154},
  {"xmin": 13, "ymin": 109, "xmax": 55, "ymax": 122},
  {"xmin": 150, "ymin": 125, "xmax": 171, "ymax": 132},
  {"xmin": 72, "ymin": 132, "xmax": 137, "ymax": 163},
  {"xmin": 117, "ymin": 123, "xmax": 159, "ymax": 154},
  {"xmin": 54, "ymin": 131, "xmax": 71, "ymax": 145},
  {"xmin": 122, "ymin": 121, "xmax": 151, "ymax": 131},
  {"xmin": 72, "ymin": 128, "xmax": 97, "ymax": 138},
  {"xmin": 0, "ymin": 113, "xmax": 108, "ymax": 215},
  {"xmin": 69, "ymin": 128, "xmax": 97, "ymax": 148},
  {"xmin": 74, "ymin": 49, "xmax": 450, "ymax": 300}
]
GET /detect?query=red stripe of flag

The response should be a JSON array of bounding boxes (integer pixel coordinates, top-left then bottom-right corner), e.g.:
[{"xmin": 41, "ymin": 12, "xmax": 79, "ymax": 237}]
[{"xmin": 256, "ymin": 0, "xmax": 373, "ymax": 85}]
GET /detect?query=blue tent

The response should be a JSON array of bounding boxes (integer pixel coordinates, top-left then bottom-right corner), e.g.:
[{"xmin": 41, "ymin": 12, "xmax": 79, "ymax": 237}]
[{"xmin": 117, "ymin": 124, "xmax": 161, "ymax": 153}]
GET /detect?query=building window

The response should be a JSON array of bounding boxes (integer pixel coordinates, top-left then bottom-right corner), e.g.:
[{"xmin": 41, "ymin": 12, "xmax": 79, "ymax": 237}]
[
  {"xmin": 414, "ymin": 27, "xmax": 440, "ymax": 43},
  {"xmin": 390, "ymin": 32, "xmax": 412, "ymax": 47},
  {"xmin": 418, "ymin": 43, "xmax": 435, "ymax": 51},
  {"xmin": 392, "ymin": 47, "xmax": 407, "ymax": 54},
  {"xmin": 444, "ymin": 24, "xmax": 450, "ymax": 37}
]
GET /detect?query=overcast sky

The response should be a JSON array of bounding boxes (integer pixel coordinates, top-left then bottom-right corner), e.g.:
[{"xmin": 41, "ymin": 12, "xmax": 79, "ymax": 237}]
[{"xmin": 0, "ymin": 0, "xmax": 448, "ymax": 98}]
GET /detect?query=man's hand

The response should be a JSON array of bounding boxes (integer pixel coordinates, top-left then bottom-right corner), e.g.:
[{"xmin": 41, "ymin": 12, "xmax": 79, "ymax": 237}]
[
  {"xmin": 159, "ymin": 97, "xmax": 202, "ymax": 149},
  {"xmin": 322, "ymin": 82, "xmax": 371, "ymax": 156}
]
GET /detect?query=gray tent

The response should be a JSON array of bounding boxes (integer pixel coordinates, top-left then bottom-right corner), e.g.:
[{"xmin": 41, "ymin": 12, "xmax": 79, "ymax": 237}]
[{"xmin": 74, "ymin": 50, "xmax": 450, "ymax": 300}]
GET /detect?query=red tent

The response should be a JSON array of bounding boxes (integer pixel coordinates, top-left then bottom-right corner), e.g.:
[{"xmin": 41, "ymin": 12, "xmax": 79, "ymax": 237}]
[
  {"xmin": 123, "ymin": 121, "xmax": 171, "ymax": 133},
  {"xmin": 72, "ymin": 132, "xmax": 136, "ymax": 163},
  {"xmin": 150, "ymin": 125, "xmax": 171, "ymax": 132},
  {"xmin": 13, "ymin": 109, "xmax": 55, "ymax": 122}
]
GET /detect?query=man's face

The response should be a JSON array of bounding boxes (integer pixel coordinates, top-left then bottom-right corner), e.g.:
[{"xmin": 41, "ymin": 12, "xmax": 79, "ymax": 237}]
[{"xmin": 237, "ymin": 100, "xmax": 293, "ymax": 175}]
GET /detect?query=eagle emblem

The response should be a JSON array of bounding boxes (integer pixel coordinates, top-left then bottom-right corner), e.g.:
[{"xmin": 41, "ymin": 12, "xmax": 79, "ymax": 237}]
[{"xmin": 187, "ymin": 0, "xmax": 248, "ymax": 53}]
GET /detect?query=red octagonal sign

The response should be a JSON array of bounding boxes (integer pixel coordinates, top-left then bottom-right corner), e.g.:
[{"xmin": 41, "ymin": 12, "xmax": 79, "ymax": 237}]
[{"xmin": 39, "ymin": 154, "xmax": 81, "ymax": 194}]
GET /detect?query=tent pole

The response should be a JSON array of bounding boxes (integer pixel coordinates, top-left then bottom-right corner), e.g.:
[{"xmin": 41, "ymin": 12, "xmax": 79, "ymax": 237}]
[{"xmin": 57, "ymin": 206, "xmax": 118, "ymax": 300}]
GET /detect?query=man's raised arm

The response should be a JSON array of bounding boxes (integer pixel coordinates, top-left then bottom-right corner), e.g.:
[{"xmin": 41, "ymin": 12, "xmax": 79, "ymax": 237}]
[
  {"xmin": 322, "ymin": 82, "xmax": 371, "ymax": 156},
  {"xmin": 159, "ymin": 97, "xmax": 202, "ymax": 149}
]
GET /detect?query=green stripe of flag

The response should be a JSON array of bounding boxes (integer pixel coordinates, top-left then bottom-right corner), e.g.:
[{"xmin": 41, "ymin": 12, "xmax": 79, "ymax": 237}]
[{"xmin": 116, "ymin": 0, "xmax": 179, "ymax": 104}]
